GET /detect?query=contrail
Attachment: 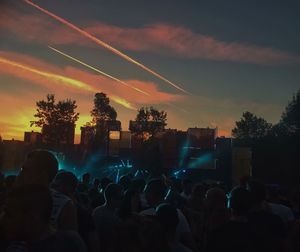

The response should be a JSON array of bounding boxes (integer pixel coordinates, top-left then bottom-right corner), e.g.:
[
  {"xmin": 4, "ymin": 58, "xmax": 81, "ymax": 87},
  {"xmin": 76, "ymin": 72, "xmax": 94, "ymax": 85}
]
[
  {"xmin": 0, "ymin": 57, "xmax": 94, "ymax": 91},
  {"xmin": 0, "ymin": 56, "xmax": 136, "ymax": 110},
  {"xmin": 110, "ymin": 96, "xmax": 137, "ymax": 110},
  {"xmin": 48, "ymin": 46, "xmax": 149, "ymax": 96},
  {"xmin": 24, "ymin": 0, "xmax": 190, "ymax": 94}
]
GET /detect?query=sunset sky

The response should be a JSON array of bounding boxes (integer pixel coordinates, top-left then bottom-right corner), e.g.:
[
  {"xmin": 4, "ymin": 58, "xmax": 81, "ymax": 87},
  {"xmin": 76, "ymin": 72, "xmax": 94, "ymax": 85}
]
[{"xmin": 0, "ymin": 0, "xmax": 299, "ymax": 143}]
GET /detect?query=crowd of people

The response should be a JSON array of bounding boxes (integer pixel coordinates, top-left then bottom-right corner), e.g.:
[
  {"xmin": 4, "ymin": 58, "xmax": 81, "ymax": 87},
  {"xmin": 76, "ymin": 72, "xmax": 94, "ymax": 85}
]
[{"xmin": 0, "ymin": 149, "xmax": 300, "ymax": 252}]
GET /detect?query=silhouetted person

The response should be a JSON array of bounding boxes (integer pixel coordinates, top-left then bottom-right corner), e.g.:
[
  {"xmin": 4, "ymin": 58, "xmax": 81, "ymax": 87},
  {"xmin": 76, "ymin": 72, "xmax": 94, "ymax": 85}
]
[
  {"xmin": 164, "ymin": 177, "xmax": 186, "ymax": 209},
  {"xmin": 130, "ymin": 178, "xmax": 146, "ymax": 193},
  {"xmin": 17, "ymin": 150, "xmax": 78, "ymax": 231},
  {"xmin": 88, "ymin": 188, "xmax": 105, "ymax": 210},
  {"xmin": 118, "ymin": 175, "xmax": 131, "ymax": 191},
  {"xmin": 204, "ymin": 187, "xmax": 230, "ymax": 234},
  {"xmin": 117, "ymin": 189, "xmax": 143, "ymax": 252},
  {"xmin": 266, "ymin": 186, "xmax": 295, "ymax": 225},
  {"xmin": 140, "ymin": 179, "xmax": 167, "ymax": 214},
  {"xmin": 77, "ymin": 173, "xmax": 91, "ymax": 193},
  {"xmin": 88, "ymin": 178, "xmax": 104, "ymax": 209},
  {"xmin": 92, "ymin": 178, "xmax": 100, "ymax": 191},
  {"xmin": 52, "ymin": 171, "xmax": 78, "ymax": 199},
  {"xmin": 130, "ymin": 178, "xmax": 147, "ymax": 209},
  {"xmin": 188, "ymin": 183, "xmax": 207, "ymax": 212},
  {"xmin": 52, "ymin": 171, "xmax": 99, "ymax": 252},
  {"xmin": 207, "ymin": 187, "xmax": 256, "ymax": 252},
  {"xmin": 118, "ymin": 189, "xmax": 141, "ymax": 221},
  {"xmin": 156, "ymin": 203, "xmax": 192, "ymax": 252},
  {"xmin": 92, "ymin": 183, "xmax": 123, "ymax": 252},
  {"xmin": 247, "ymin": 180, "xmax": 286, "ymax": 252},
  {"xmin": 181, "ymin": 179, "xmax": 193, "ymax": 200},
  {"xmin": 184, "ymin": 183, "xmax": 208, "ymax": 250},
  {"xmin": 17, "ymin": 150, "xmax": 58, "ymax": 187},
  {"xmin": 99, "ymin": 177, "xmax": 112, "ymax": 193},
  {"xmin": 51, "ymin": 171, "xmax": 78, "ymax": 230},
  {"xmin": 1, "ymin": 184, "xmax": 86, "ymax": 252},
  {"xmin": 140, "ymin": 179, "xmax": 195, "ymax": 251},
  {"xmin": 139, "ymin": 215, "xmax": 167, "ymax": 252}
]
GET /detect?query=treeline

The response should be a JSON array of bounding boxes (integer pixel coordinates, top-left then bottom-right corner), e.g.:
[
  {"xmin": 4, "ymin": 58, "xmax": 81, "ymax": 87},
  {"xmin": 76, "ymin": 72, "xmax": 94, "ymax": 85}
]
[
  {"xmin": 232, "ymin": 90, "xmax": 300, "ymax": 189},
  {"xmin": 30, "ymin": 92, "xmax": 167, "ymax": 147}
]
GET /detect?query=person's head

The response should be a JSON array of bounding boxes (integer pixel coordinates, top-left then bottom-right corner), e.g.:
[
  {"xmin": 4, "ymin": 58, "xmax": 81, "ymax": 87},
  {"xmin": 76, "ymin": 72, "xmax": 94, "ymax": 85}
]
[
  {"xmin": 119, "ymin": 175, "xmax": 131, "ymax": 191},
  {"xmin": 172, "ymin": 177, "xmax": 183, "ymax": 192},
  {"xmin": 104, "ymin": 183, "xmax": 123, "ymax": 208},
  {"xmin": 82, "ymin": 173, "xmax": 90, "ymax": 185},
  {"xmin": 2, "ymin": 184, "xmax": 52, "ymax": 242},
  {"xmin": 100, "ymin": 177, "xmax": 112, "ymax": 191},
  {"xmin": 182, "ymin": 179, "xmax": 193, "ymax": 195},
  {"xmin": 228, "ymin": 186, "xmax": 252, "ymax": 216},
  {"xmin": 144, "ymin": 179, "xmax": 167, "ymax": 207},
  {"xmin": 205, "ymin": 187, "xmax": 227, "ymax": 210},
  {"xmin": 93, "ymin": 178, "xmax": 100, "ymax": 188},
  {"xmin": 156, "ymin": 203, "xmax": 179, "ymax": 238},
  {"xmin": 192, "ymin": 183, "xmax": 206, "ymax": 199},
  {"xmin": 130, "ymin": 178, "xmax": 146, "ymax": 193},
  {"xmin": 119, "ymin": 189, "xmax": 141, "ymax": 219},
  {"xmin": 17, "ymin": 150, "xmax": 58, "ymax": 186},
  {"xmin": 247, "ymin": 179, "xmax": 266, "ymax": 207},
  {"xmin": 52, "ymin": 171, "xmax": 78, "ymax": 197}
]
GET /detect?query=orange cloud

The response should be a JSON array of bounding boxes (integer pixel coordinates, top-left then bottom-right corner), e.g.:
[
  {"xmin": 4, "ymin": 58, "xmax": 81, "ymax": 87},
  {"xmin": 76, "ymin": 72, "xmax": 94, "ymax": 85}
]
[
  {"xmin": 0, "ymin": 55, "xmax": 138, "ymax": 110},
  {"xmin": 0, "ymin": 51, "xmax": 181, "ymax": 107},
  {"xmin": 0, "ymin": 7, "xmax": 90, "ymax": 47},
  {"xmin": 85, "ymin": 23, "xmax": 300, "ymax": 65},
  {"xmin": 1, "ymin": 7, "xmax": 299, "ymax": 65},
  {"xmin": 0, "ymin": 50, "xmax": 182, "ymax": 134},
  {"xmin": 61, "ymin": 66, "xmax": 183, "ymax": 104}
]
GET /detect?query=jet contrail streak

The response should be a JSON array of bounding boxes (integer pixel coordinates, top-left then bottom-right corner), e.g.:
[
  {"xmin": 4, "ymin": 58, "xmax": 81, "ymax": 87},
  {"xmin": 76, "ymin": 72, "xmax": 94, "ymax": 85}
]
[
  {"xmin": 24, "ymin": 0, "xmax": 190, "ymax": 94},
  {"xmin": 0, "ymin": 57, "xmax": 94, "ymax": 91},
  {"xmin": 0, "ymin": 56, "xmax": 136, "ymax": 110},
  {"xmin": 48, "ymin": 46, "xmax": 149, "ymax": 96}
]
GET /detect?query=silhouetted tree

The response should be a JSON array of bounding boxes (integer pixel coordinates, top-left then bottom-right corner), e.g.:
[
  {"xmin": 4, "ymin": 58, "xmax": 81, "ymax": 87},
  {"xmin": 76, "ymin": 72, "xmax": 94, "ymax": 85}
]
[
  {"xmin": 231, "ymin": 94, "xmax": 300, "ymax": 189},
  {"xmin": 90, "ymin": 93, "xmax": 117, "ymax": 124},
  {"xmin": 31, "ymin": 94, "xmax": 79, "ymax": 147},
  {"xmin": 232, "ymin": 111, "xmax": 272, "ymax": 142},
  {"xmin": 129, "ymin": 107, "xmax": 166, "ymax": 176},
  {"xmin": 130, "ymin": 106, "xmax": 167, "ymax": 139},
  {"xmin": 88, "ymin": 93, "xmax": 118, "ymax": 151},
  {"xmin": 276, "ymin": 90, "xmax": 300, "ymax": 137}
]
